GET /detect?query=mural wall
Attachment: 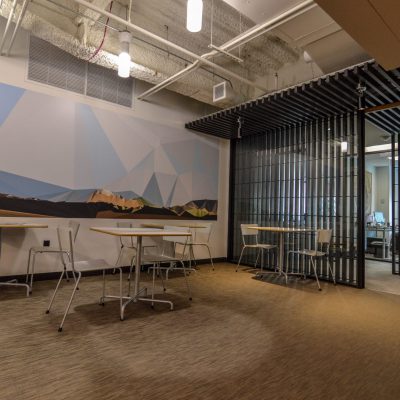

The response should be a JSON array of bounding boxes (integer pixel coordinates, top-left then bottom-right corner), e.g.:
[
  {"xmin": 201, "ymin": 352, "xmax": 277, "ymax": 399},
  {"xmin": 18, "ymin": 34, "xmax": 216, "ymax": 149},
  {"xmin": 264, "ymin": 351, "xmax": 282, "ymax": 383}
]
[{"xmin": 0, "ymin": 83, "xmax": 219, "ymax": 219}]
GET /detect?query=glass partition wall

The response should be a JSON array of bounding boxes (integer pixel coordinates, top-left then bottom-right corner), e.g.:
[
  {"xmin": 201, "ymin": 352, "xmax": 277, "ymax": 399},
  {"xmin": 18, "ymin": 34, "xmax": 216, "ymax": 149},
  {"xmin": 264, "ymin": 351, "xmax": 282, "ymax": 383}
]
[{"xmin": 229, "ymin": 113, "xmax": 363, "ymax": 287}]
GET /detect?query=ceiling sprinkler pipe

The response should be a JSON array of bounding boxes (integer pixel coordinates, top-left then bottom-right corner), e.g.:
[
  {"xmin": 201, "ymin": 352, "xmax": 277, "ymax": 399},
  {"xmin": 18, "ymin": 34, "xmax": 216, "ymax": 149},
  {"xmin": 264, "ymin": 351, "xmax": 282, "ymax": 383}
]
[
  {"xmin": 70, "ymin": 0, "xmax": 268, "ymax": 92},
  {"xmin": 0, "ymin": 0, "xmax": 18, "ymax": 54},
  {"xmin": 4, "ymin": 0, "xmax": 30, "ymax": 56},
  {"xmin": 137, "ymin": 0, "xmax": 316, "ymax": 100}
]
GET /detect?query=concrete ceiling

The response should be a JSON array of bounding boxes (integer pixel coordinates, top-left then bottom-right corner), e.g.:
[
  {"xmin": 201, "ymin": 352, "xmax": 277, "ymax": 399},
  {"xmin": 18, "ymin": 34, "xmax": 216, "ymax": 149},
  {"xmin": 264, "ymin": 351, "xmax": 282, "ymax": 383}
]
[
  {"xmin": 314, "ymin": 0, "xmax": 400, "ymax": 70},
  {"xmin": 223, "ymin": 0, "xmax": 370, "ymax": 75},
  {"xmin": 0, "ymin": 0, "xmax": 373, "ymax": 107},
  {"xmin": 221, "ymin": 0, "xmax": 305, "ymax": 24}
]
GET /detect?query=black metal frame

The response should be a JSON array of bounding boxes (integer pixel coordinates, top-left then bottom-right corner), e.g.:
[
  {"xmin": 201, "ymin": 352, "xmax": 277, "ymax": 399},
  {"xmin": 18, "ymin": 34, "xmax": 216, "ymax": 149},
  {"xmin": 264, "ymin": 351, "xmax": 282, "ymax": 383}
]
[
  {"xmin": 186, "ymin": 61, "xmax": 400, "ymax": 139},
  {"xmin": 391, "ymin": 132, "xmax": 400, "ymax": 275},
  {"xmin": 227, "ymin": 115, "xmax": 361, "ymax": 287},
  {"xmin": 187, "ymin": 59, "xmax": 400, "ymax": 288},
  {"xmin": 357, "ymin": 106, "xmax": 366, "ymax": 288}
]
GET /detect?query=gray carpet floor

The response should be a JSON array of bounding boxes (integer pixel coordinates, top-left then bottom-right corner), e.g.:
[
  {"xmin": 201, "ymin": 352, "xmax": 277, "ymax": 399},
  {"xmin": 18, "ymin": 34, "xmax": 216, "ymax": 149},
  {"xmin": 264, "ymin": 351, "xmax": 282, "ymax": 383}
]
[
  {"xmin": 1, "ymin": 263, "xmax": 400, "ymax": 400},
  {"xmin": 366, "ymin": 259, "xmax": 400, "ymax": 295}
]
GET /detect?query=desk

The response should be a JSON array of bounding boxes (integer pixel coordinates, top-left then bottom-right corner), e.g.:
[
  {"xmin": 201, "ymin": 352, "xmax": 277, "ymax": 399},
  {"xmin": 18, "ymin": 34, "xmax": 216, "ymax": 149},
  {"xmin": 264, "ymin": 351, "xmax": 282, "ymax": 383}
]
[
  {"xmin": 90, "ymin": 227, "xmax": 191, "ymax": 319},
  {"xmin": 0, "ymin": 223, "xmax": 48, "ymax": 296},
  {"xmin": 248, "ymin": 227, "xmax": 313, "ymax": 280},
  {"xmin": 366, "ymin": 226, "xmax": 392, "ymax": 259}
]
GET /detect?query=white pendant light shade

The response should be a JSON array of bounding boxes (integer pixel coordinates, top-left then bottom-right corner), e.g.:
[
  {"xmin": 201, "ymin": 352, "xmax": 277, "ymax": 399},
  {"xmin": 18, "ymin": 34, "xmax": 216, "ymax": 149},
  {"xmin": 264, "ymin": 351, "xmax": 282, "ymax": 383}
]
[
  {"xmin": 187, "ymin": 0, "xmax": 203, "ymax": 32},
  {"xmin": 118, "ymin": 51, "xmax": 131, "ymax": 78},
  {"xmin": 118, "ymin": 31, "xmax": 132, "ymax": 78}
]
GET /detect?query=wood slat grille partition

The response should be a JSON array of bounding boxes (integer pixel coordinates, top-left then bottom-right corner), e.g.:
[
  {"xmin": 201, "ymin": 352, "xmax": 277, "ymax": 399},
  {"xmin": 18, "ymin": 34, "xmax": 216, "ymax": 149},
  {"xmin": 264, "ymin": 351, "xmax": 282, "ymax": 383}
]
[
  {"xmin": 230, "ymin": 113, "xmax": 360, "ymax": 286},
  {"xmin": 186, "ymin": 61, "xmax": 400, "ymax": 139}
]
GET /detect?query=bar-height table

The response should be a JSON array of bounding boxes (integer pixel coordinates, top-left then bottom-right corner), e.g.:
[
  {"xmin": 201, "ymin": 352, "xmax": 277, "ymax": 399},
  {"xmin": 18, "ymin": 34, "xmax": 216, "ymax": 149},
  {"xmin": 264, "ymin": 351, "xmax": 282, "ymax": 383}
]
[
  {"xmin": 90, "ymin": 227, "xmax": 191, "ymax": 320},
  {"xmin": 0, "ymin": 222, "xmax": 48, "ymax": 296},
  {"xmin": 248, "ymin": 227, "xmax": 313, "ymax": 281}
]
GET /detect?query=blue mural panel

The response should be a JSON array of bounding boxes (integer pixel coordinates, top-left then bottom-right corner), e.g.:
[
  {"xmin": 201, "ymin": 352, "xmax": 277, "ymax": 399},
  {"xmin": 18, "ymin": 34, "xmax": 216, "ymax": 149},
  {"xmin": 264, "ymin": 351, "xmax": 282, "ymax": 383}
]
[
  {"xmin": 0, "ymin": 83, "xmax": 219, "ymax": 219},
  {"xmin": 0, "ymin": 83, "xmax": 25, "ymax": 126}
]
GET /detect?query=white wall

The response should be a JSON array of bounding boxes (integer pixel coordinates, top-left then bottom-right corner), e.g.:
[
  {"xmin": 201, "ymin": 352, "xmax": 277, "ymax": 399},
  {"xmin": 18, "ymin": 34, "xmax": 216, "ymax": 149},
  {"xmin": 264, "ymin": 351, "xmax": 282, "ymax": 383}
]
[
  {"xmin": 375, "ymin": 166, "xmax": 390, "ymax": 222},
  {"xmin": 0, "ymin": 21, "xmax": 230, "ymax": 276},
  {"xmin": 365, "ymin": 161, "xmax": 376, "ymax": 213}
]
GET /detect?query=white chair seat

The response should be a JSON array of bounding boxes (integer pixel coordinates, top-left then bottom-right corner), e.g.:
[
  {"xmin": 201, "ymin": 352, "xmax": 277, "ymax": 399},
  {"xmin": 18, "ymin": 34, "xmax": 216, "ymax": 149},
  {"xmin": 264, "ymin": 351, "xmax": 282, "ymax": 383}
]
[
  {"xmin": 237, "ymin": 224, "xmax": 277, "ymax": 272},
  {"xmin": 46, "ymin": 227, "xmax": 124, "ymax": 332},
  {"xmin": 27, "ymin": 221, "xmax": 80, "ymax": 293},
  {"xmin": 252, "ymin": 243, "xmax": 277, "ymax": 249},
  {"xmin": 68, "ymin": 259, "xmax": 115, "ymax": 272},
  {"xmin": 296, "ymin": 250, "xmax": 326, "ymax": 257},
  {"xmin": 30, "ymin": 246, "xmax": 69, "ymax": 253},
  {"xmin": 141, "ymin": 254, "xmax": 178, "ymax": 264}
]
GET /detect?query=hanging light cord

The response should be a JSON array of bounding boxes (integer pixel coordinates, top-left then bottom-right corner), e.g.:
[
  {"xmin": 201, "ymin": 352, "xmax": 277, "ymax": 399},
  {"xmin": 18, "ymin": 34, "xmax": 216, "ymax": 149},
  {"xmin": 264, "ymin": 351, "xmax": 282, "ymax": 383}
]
[{"xmin": 88, "ymin": 1, "xmax": 114, "ymax": 61}]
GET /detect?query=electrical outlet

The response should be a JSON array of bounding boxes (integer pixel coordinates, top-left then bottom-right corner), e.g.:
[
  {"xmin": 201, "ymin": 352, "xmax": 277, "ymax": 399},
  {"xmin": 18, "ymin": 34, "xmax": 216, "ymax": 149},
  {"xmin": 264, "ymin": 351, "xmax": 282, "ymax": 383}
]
[{"xmin": 43, "ymin": 240, "xmax": 50, "ymax": 247}]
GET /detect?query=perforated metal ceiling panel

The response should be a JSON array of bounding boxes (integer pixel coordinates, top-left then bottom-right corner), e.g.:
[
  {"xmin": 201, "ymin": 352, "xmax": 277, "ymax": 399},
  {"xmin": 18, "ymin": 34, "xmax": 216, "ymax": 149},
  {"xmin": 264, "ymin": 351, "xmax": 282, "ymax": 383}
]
[{"xmin": 28, "ymin": 36, "xmax": 133, "ymax": 108}]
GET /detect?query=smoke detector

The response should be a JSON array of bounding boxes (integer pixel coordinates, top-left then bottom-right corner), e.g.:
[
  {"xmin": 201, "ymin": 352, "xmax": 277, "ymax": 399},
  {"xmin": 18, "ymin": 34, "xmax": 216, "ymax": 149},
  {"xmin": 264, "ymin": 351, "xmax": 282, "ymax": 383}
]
[{"xmin": 213, "ymin": 81, "xmax": 233, "ymax": 102}]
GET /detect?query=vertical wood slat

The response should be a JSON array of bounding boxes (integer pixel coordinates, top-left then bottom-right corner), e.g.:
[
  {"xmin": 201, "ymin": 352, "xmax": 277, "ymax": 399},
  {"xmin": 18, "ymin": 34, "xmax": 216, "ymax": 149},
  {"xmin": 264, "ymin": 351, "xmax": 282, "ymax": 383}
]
[{"xmin": 230, "ymin": 115, "xmax": 360, "ymax": 286}]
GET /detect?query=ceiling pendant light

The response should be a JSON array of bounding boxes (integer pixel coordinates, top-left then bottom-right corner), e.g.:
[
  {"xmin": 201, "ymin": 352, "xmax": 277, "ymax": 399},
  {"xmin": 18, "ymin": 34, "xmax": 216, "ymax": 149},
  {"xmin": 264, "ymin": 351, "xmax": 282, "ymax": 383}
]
[
  {"xmin": 118, "ymin": 31, "xmax": 132, "ymax": 78},
  {"xmin": 187, "ymin": 0, "xmax": 203, "ymax": 32}
]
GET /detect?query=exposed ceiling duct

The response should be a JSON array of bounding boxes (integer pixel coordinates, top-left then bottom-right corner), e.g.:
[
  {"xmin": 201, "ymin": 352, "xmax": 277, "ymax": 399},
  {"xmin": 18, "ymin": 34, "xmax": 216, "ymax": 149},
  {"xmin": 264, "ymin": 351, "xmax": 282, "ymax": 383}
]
[
  {"xmin": 0, "ymin": 0, "xmax": 373, "ymax": 107},
  {"xmin": 0, "ymin": 0, "xmax": 310, "ymax": 106}
]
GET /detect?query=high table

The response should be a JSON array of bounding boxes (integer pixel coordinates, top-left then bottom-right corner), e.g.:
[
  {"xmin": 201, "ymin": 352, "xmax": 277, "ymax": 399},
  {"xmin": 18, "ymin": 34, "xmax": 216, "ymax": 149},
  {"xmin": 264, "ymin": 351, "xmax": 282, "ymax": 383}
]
[
  {"xmin": 0, "ymin": 222, "xmax": 48, "ymax": 296},
  {"xmin": 248, "ymin": 226, "xmax": 313, "ymax": 281},
  {"xmin": 90, "ymin": 227, "xmax": 191, "ymax": 319}
]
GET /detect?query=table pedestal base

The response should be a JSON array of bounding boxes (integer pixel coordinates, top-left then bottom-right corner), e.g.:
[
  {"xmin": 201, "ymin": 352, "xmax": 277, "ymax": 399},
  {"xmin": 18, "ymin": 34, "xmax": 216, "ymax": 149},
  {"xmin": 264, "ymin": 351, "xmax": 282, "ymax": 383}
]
[{"xmin": 101, "ymin": 285, "xmax": 174, "ymax": 321}]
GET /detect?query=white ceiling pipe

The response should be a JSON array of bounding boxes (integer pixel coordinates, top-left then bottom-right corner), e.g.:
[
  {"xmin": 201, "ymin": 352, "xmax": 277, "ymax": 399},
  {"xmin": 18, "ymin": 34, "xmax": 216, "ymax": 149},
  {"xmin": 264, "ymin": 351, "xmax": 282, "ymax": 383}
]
[
  {"xmin": 219, "ymin": 0, "xmax": 316, "ymax": 53},
  {"xmin": 4, "ymin": 0, "xmax": 30, "ymax": 56},
  {"xmin": 137, "ymin": 61, "xmax": 201, "ymax": 100},
  {"xmin": 69, "ymin": 0, "xmax": 268, "ymax": 92},
  {"xmin": 136, "ymin": 51, "xmax": 217, "ymax": 100},
  {"xmin": 138, "ymin": 0, "xmax": 316, "ymax": 100},
  {"xmin": 0, "ymin": 0, "xmax": 18, "ymax": 54}
]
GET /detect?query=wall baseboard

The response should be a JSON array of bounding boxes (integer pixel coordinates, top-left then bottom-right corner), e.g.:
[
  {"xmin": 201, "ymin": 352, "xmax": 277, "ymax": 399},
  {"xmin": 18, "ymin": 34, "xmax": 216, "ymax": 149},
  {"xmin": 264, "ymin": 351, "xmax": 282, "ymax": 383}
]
[{"xmin": 0, "ymin": 258, "xmax": 227, "ymax": 283}]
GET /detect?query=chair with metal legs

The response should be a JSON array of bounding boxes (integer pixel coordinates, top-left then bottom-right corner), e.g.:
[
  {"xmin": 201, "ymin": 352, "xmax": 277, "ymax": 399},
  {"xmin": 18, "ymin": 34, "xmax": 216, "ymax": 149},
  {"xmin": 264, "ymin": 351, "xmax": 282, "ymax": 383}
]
[
  {"xmin": 178, "ymin": 223, "xmax": 215, "ymax": 270},
  {"xmin": 236, "ymin": 224, "xmax": 277, "ymax": 272},
  {"xmin": 45, "ymin": 227, "xmax": 123, "ymax": 332},
  {"xmin": 115, "ymin": 221, "xmax": 136, "ymax": 268},
  {"xmin": 139, "ymin": 226, "xmax": 195, "ymax": 303},
  {"xmin": 286, "ymin": 229, "xmax": 336, "ymax": 290},
  {"xmin": 26, "ymin": 220, "xmax": 80, "ymax": 292},
  {"xmin": 114, "ymin": 222, "xmax": 156, "ymax": 279}
]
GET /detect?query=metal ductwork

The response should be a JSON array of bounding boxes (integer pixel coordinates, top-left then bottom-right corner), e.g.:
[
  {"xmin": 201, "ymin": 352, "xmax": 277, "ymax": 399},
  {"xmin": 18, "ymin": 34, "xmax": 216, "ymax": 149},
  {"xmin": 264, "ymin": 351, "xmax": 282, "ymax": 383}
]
[{"xmin": 0, "ymin": 0, "xmax": 306, "ymax": 106}]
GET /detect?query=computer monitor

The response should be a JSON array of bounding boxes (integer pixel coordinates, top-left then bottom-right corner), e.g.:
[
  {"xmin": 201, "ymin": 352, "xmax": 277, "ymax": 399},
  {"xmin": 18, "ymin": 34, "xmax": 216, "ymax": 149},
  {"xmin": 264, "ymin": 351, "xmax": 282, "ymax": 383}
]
[{"xmin": 374, "ymin": 211, "xmax": 385, "ymax": 224}]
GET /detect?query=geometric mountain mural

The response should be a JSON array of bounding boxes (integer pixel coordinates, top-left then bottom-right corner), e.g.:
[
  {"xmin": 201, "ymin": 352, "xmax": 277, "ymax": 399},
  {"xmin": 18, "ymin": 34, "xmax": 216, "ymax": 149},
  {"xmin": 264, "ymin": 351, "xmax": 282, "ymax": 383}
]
[{"xmin": 0, "ymin": 82, "xmax": 219, "ymax": 219}]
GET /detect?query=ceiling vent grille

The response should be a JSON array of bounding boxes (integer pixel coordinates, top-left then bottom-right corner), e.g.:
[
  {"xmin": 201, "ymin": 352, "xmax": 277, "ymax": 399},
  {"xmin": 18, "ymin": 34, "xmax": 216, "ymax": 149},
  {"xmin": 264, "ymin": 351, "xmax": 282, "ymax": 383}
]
[
  {"xmin": 28, "ymin": 36, "xmax": 133, "ymax": 108},
  {"xmin": 213, "ymin": 81, "xmax": 232, "ymax": 103}
]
